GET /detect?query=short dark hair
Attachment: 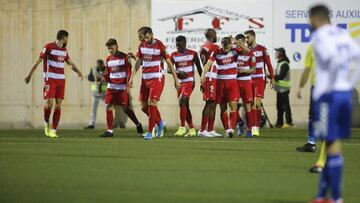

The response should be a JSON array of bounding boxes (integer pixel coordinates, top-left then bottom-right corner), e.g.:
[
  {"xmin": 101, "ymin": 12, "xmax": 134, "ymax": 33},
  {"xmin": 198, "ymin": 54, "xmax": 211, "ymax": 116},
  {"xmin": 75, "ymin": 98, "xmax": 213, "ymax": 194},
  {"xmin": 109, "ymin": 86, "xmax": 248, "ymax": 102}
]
[
  {"xmin": 105, "ymin": 38, "xmax": 117, "ymax": 47},
  {"xmin": 96, "ymin": 59, "xmax": 104, "ymax": 65},
  {"xmin": 309, "ymin": 4, "xmax": 330, "ymax": 22},
  {"xmin": 176, "ymin": 35, "xmax": 186, "ymax": 43},
  {"xmin": 56, "ymin": 30, "xmax": 69, "ymax": 40},
  {"xmin": 235, "ymin": 34, "xmax": 245, "ymax": 40},
  {"xmin": 141, "ymin": 27, "xmax": 153, "ymax": 35},
  {"xmin": 137, "ymin": 26, "xmax": 146, "ymax": 33},
  {"xmin": 244, "ymin": 30, "xmax": 256, "ymax": 37},
  {"xmin": 204, "ymin": 28, "xmax": 216, "ymax": 40},
  {"xmin": 221, "ymin": 37, "xmax": 231, "ymax": 46}
]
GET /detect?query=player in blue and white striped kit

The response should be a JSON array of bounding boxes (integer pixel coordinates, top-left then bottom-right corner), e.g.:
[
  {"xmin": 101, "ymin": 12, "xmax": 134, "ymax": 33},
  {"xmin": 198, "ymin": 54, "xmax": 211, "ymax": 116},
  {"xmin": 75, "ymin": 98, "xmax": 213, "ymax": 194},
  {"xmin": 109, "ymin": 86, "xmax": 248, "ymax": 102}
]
[{"xmin": 309, "ymin": 5, "xmax": 360, "ymax": 203}]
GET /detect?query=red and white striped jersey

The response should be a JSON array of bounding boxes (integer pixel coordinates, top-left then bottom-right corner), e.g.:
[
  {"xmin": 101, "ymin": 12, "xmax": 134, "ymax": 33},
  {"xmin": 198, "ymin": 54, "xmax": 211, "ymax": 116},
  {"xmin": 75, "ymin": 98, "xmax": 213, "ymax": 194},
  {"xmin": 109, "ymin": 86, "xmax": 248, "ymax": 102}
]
[
  {"xmin": 104, "ymin": 52, "xmax": 131, "ymax": 91},
  {"xmin": 237, "ymin": 51, "xmax": 256, "ymax": 80},
  {"xmin": 39, "ymin": 42, "xmax": 70, "ymax": 82},
  {"xmin": 170, "ymin": 49, "xmax": 199, "ymax": 83},
  {"xmin": 200, "ymin": 41, "xmax": 219, "ymax": 80},
  {"xmin": 210, "ymin": 47, "xmax": 242, "ymax": 80},
  {"xmin": 137, "ymin": 38, "xmax": 169, "ymax": 81},
  {"xmin": 250, "ymin": 44, "xmax": 274, "ymax": 79}
]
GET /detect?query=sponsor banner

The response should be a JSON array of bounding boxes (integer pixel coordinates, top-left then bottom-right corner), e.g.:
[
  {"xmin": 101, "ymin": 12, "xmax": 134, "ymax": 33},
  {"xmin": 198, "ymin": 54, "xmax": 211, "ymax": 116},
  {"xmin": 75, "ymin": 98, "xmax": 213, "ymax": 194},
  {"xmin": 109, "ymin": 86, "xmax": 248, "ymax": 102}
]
[
  {"xmin": 151, "ymin": 0, "xmax": 273, "ymax": 56},
  {"xmin": 152, "ymin": 0, "xmax": 360, "ymax": 69},
  {"xmin": 273, "ymin": 0, "xmax": 360, "ymax": 68}
]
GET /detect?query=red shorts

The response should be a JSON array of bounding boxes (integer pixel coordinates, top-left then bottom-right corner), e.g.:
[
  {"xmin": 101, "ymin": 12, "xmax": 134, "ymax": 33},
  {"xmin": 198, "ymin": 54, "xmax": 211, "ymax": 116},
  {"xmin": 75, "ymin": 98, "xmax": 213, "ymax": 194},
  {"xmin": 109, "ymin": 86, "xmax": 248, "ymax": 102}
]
[
  {"xmin": 237, "ymin": 79, "xmax": 253, "ymax": 103},
  {"xmin": 202, "ymin": 78, "xmax": 217, "ymax": 101},
  {"xmin": 252, "ymin": 77, "xmax": 266, "ymax": 98},
  {"xmin": 216, "ymin": 79, "xmax": 240, "ymax": 104},
  {"xmin": 177, "ymin": 82, "xmax": 194, "ymax": 99},
  {"xmin": 105, "ymin": 89, "xmax": 129, "ymax": 106},
  {"xmin": 139, "ymin": 78, "xmax": 164, "ymax": 102},
  {"xmin": 43, "ymin": 80, "xmax": 65, "ymax": 99}
]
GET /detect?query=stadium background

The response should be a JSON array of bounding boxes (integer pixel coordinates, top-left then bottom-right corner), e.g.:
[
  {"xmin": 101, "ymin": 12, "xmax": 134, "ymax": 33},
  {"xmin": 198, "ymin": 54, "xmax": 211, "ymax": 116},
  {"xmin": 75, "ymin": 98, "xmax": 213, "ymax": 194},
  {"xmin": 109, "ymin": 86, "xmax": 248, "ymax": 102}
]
[{"xmin": 0, "ymin": 0, "xmax": 359, "ymax": 129}]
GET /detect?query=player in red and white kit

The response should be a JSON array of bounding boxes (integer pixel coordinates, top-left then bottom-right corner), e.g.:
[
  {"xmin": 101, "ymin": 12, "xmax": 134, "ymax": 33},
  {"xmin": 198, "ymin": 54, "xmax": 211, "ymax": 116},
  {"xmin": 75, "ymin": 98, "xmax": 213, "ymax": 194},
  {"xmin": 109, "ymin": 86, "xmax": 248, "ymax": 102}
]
[
  {"xmin": 129, "ymin": 27, "xmax": 180, "ymax": 140},
  {"xmin": 129, "ymin": 27, "xmax": 168, "ymax": 138},
  {"xmin": 201, "ymin": 37, "xmax": 249, "ymax": 138},
  {"xmin": 24, "ymin": 30, "xmax": 83, "ymax": 138},
  {"xmin": 234, "ymin": 34, "xmax": 257, "ymax": 138},
  {"xmin": 170, "ymin": 35, "xmax": 203, "ymax": 137},
  {"xmin": 244, "ymin": 30, "xmax": 275, "ymax": 136},
  {"xmin": 198, "ymin": 28, "xmax": 221, "ymax": 138},
  {"xmin": 100, "ymin": 38, "xmax": 143, "ymax": 137}
]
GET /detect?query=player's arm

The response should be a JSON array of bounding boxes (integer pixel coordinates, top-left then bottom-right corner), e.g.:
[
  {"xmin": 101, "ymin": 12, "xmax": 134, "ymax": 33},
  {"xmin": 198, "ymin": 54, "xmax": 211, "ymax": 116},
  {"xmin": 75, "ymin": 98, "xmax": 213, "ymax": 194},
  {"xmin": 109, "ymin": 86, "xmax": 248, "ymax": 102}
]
[
  {"xmin": 66, "ymin": 59, "xmax": 83, "ymax": 80},
  {"xmin": 200, "ymin": 59, "xmax": 214, "ymax": 85},
  {"xmin": 239, "ymin": 54, "xmax": 256, "ymax": 74},
  {"xmin": 165, "ymin": 58, "xmax": 180, "ymax": 89},
  {"xmin": 263, "ymin": 48, "xmax": 275, "ymax": 88},
  {"xmin": 24, "ymin": 57, "xmax": 43, "ymax": 84},
  {"xmin": 129, "ymin": 58, "xmax": 141, "ymax": 88},
  {"xmin": 193, "ymin": 52, "xmax": 203, "ymax": 76}
]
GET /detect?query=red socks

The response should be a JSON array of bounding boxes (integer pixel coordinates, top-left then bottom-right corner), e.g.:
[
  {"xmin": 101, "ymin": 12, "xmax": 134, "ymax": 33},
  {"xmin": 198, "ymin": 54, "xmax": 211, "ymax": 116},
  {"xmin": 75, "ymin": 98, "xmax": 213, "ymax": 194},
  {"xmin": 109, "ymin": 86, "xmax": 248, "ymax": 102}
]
[
  {"xmin": 148, "ymin": 105, "xmax": 159, "ymax": 132},
  {"xmin": 200, "ymin": 115, "xmax": 209, "ymax": 132},
  {"xmin": 246, "ymin": 111, "xmax": 253, "ymax": 131},
  {"xmin": 44, "ymin": 106, "xmax": 51, "ymax": 124},
  {"xmin": 186, "ymin": 106, "xmax": 194, "ymax": 128},
  {"xmin": 106, "ymin": 109, "xmax": 114, "ymax": 131},
  {"xmin": 220, "ymin": 111, "xmax": 229, "ymax": 130},
  {"xmin": 52, "ymin": 108, "xmax": 61, "ymax": 130},
  {"xmin": 230, "ymin": 111, "xmax": 238, "ymax": 129},
  {"xmin": 180, "ymin": 105, "xmax": 187, "ymax": 127}
]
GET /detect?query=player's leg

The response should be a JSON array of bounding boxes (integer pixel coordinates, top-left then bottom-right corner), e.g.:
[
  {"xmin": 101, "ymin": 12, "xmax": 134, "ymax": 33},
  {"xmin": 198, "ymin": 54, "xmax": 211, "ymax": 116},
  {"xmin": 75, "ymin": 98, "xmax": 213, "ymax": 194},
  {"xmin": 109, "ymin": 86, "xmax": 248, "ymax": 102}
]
[
  {"xmin": 244, "ymin": 102, "xmax": 253, "ymax": 138},
  {"xmin": 175, "ymin": 95, "xmax": 188, "ymax": 137},
  {"xmin": 220, "ymin": 103, "xmax": 230, "ymax": 136},
  {"xmin": 49, "ymin": 98, "xmax": 62, "ymax": 138},
  {"xmin": 297, "ymin": 87, "xmax": 317, "ymax": 152},
  {"xmin": 122, "ymin": 93, "xmax": 143, "ymax": 135},
  {"xmin": 228, "ymin": 100, "xmax": 238, "ymax": 138},
  {"xmin": 310, "ymin": 141, "xmax": 327, "ymax": 173},
  {"xmin": 44, "ymin": 98, "xmax": 54, "ymax": 137},
  {"xmin": 252, "ymin": 97, "xmax": 262, "ymax": 136},
  {"xmin": 185, "ymin": 101, "xmax": 196, "ymax": 137},
  {"xmin": 145, "ymin": 81, "xmax": 164, "ymax": 140}
]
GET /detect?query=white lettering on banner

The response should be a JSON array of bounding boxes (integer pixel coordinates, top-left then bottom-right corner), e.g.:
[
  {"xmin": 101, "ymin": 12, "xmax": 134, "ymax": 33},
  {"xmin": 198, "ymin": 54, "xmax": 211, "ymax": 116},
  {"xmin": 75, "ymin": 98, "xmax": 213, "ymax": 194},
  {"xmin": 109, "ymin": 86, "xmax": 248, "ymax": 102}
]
[
  {"xmin": 108, "ymin": 59, "xmax": 125, "ymax": 67},
  {"xmin": 50, "ymin": 49, "xmax": 67, "ymax": 57},
  {"xmin": 173, "ymin": 55, "xmax": 194, "ymax": 62},
  {"xmin": 140, "ymin": 47, "xmax": 161, "ymax": 55}
]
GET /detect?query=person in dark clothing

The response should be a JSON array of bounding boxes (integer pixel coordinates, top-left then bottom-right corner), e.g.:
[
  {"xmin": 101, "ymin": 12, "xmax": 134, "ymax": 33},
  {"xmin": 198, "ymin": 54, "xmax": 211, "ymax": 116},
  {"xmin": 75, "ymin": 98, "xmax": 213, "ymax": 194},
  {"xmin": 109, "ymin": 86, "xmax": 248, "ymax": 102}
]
[{"xmin": 274, "ymin": 47, "xmax": 293, "ymax": 128}]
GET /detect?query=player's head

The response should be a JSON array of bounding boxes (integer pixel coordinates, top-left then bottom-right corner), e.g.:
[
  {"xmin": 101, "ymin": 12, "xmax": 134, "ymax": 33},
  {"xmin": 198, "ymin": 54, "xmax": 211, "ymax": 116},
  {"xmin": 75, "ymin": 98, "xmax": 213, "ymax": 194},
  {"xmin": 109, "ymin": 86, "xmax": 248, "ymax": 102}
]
[
  {"xmin": 175, "ymin": 35, "xmax": 186, "ymax": 52},
  {"xmin": 96, "ymin": 59, "xmax": 105, "ymax": 68},
  {"xmin": 309, "ymin": 4, "xmax": 331, "ymax": 30},
  {"xmin": 141, "ymin": 27, "xmax": 153, "ymax": 44},
  {"xmin": 105, "ymin": 38, "xmax": 118, "ymax": 56},
  {"xmin": 137, "ymin": 26, "xmax": 146, "ymax": 42},
  {"xmin": 221, "ymin": 37, "xmax": 232, "ymax": 51},
  {"xmin": 234, "ymin": 34, "xmax": 246, "ymax": 46},
  {"xmin": 204, "ymin": 28, "xmax": 217, "ymax": 43},
  {"xmin": 244, "ymin": 30, "xmax": 256, "ymax": 46},
  {"xmin": 56, "ymin": 30, "xmax": 69, "ymax": 47}
]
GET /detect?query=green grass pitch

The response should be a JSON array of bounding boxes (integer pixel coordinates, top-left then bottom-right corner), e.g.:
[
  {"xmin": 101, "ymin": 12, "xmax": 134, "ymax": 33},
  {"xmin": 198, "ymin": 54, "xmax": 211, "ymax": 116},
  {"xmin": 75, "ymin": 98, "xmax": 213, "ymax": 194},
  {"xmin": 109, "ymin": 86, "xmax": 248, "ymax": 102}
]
[{"xmin": 0, "ymin": 128, "xmax": 359, "ymax": 203}]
